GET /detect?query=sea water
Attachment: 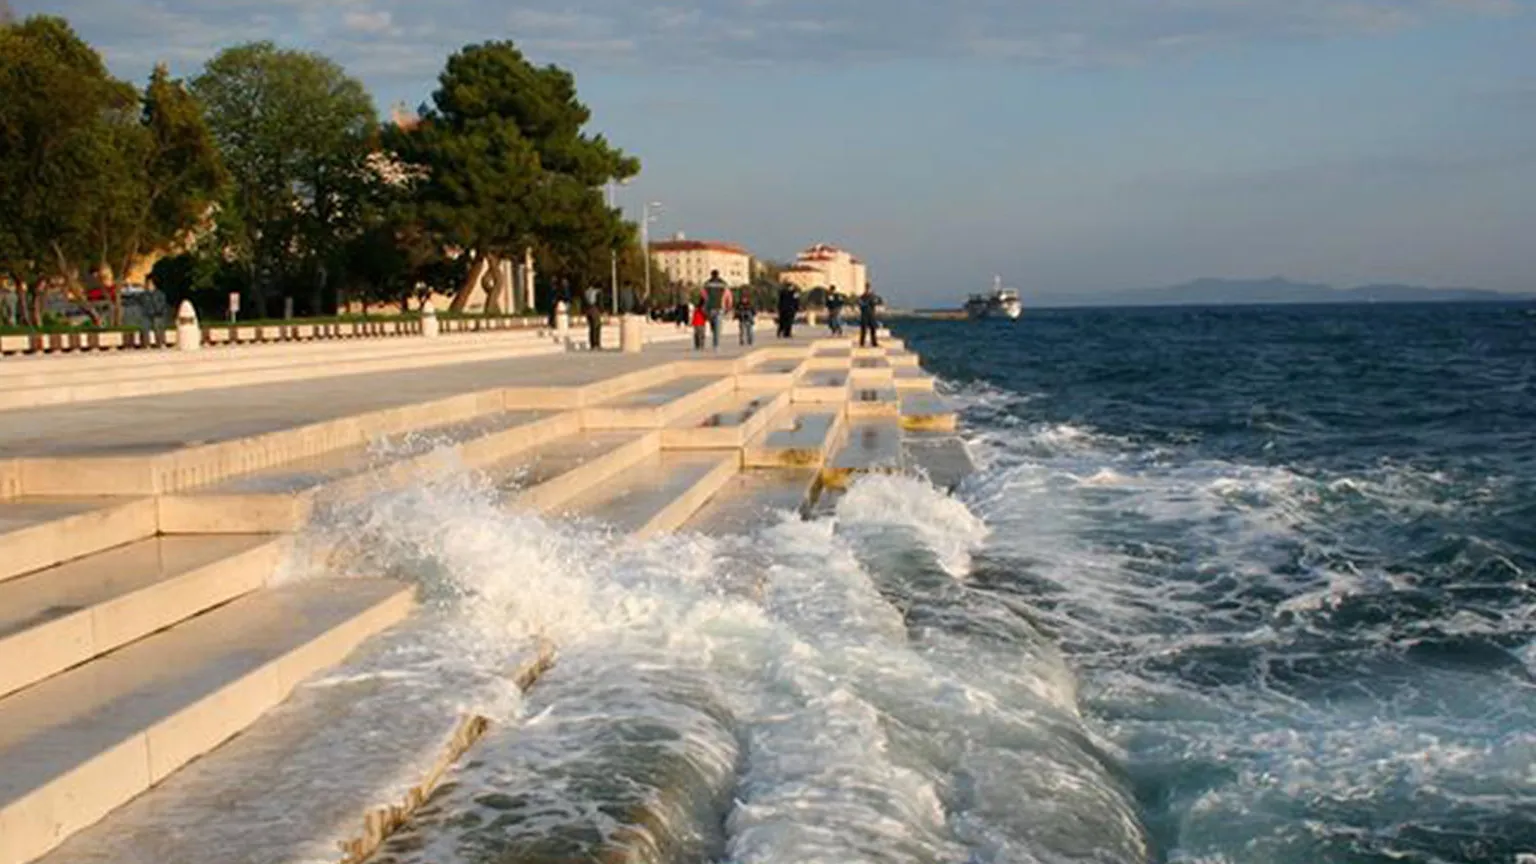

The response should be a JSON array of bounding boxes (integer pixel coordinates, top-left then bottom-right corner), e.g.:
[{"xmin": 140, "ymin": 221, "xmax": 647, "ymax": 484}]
[{"xmin": 307, "ymin": 302, "xmax": 1533, "ymax": 863}]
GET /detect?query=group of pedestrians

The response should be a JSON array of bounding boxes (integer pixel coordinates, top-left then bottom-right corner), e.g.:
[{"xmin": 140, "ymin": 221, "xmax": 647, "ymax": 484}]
[
  {"xmin": 681, "ymin": 271, "xmax": 883, "ymax": 352},
  {"xmin": 549, "ymin": 269, "xmax": 884, "ymax": 354}
]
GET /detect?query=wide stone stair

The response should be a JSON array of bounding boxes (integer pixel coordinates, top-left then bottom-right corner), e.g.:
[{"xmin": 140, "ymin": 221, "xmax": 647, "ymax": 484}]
[{"xmin": 0, "ymin": 332, "xmax": 963, "ymax": 864}]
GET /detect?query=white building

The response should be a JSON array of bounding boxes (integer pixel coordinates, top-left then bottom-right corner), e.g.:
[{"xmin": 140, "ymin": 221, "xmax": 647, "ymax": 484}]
[
  {"xmin": 649, "ymin": 234, "xmax": 753, "ymax": 288},
  {"xmin": 779, "ymin": 243, "xmax": 867, "ymax": 295}
]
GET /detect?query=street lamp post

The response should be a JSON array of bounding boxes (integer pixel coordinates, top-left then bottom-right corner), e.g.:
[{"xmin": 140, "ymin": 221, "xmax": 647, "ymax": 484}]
[
  {"xmin": 641, "ymin": 201, "xmax": 662, "ymax": 310},
  {"xmin": 606, "ymin": 180, "xmax": 627, "ymax": 314}
]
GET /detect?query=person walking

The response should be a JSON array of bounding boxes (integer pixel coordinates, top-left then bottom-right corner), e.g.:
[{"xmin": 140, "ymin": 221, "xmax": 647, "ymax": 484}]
[
  {"xmin": 736, "ymin": 290, "xmax": 757, "ymax": 346},
  {"xmin": 141, "ymin": 279, "xmax": 169, "ymax": 348},
  {"xmin": 776, "ymin": 284, "xmax": 799, "ymax": 339},
  {"xmin": 582, "ymin": 283, "xmax": 603, "ymax": 349},
  {"xmin": 701, "ymin": 269, "xmax": 732, "ymax": 350},
  {"xmin": 858, "ymin": 282, "xmax": 884, "ymax": 348},
  {"xmin": 825, "ymin": 285, "xmax": 846, "ymax": 336}
]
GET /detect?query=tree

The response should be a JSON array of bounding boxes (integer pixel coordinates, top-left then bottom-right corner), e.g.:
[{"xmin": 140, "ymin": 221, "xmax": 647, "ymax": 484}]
[
  {"xmin": 395, "ymin": 40, "xmax": 638, "ymax": 310},
  {"xmin": 87, "ymin": 64, "xmax": 225, "ymax": 324},
  {"xmin": 0, "ymin": 16, "xmax": 136, "ymax": 325},
  {"xmin": 193, "ymin": 42, "xmax": 376, "ymax": 317}
]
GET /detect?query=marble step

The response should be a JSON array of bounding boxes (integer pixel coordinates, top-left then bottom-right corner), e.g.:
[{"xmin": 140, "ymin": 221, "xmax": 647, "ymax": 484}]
[
  {"xmin": 847, "ymin": 384, "xmax": 901, "ymax": 418},
  {"xmin": 565, "ymin": 451, "xmax": 739, "ymax": 538},
  {"xmin": 157, "ymin": 411, "xmax": 573, "ymax": 533},
  {"xmin": 661, "ymin": 388, "xmax": 790, "ymax": 450},
  {"xmin": 849, "ymin": 356, "xmax": 894, "ymax": 384},
  {"xmin": 904, "ymin": 432, "xmax": 976, "ymax": 493},
  {"xmin": 0, "ymin": 498, "xmax": 158, "ymax": 583},
  {"xmin": 792, "ymin": 370, "xmax": 849, "ymax": 403},
  {"xmin": 900, "ymin": 392, "xmax": 959, "ymax": 432},
  {"xmin": 0, "ymin": 578, "xmax": 414, "ymax": 864},
  {"xmin": 821, "ymin": 418, "xmax": 905, "ymax": 490},
  {"xmin": 494, "ymin": 429, "xmax": 660, "ymax": 513},
  {"xmin": 30, "ymin": 638, "xmax": 554, "ymax": 864},
  {"xmin": 0, "ymin": 535, "xmax": 282, "ymax": 699},
  {"xmin": 682, "ymin": 468, "xmax": 819, "ymax": 535},
  {"xmin": 736, "ymin": 358, "xmax": 806, "ymax": 389},
  {"xmin": 581, "ymin": 376, "xmax": 736, "ymax": 429},
  {"xmin": 884, "ymin": 349, "xmax": 922, "ymax": 368},
  {"xmin": 893, "ymin": 366, "xmax": 937, "ymax": 392},
  {"xmin": 743, "ymin": 408, "xmax": 847, "ymax": 469}
]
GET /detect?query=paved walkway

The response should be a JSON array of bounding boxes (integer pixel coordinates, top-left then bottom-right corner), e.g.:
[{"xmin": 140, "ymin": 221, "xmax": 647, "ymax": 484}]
[{"xmin": 0, "ymin": 334, "xmax": 818, "ymax": 458}]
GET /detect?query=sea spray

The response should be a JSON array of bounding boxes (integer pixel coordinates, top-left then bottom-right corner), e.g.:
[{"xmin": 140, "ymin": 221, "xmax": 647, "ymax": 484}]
[{"xmin": 285, "ymin": 454, "xmax": 1155, "ymax": 863}]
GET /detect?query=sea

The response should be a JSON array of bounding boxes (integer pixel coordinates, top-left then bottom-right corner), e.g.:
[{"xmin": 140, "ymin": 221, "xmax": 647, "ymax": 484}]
[{"xmin": 311, "ymin": 301, "xmax": 1535, "ymax": 864}]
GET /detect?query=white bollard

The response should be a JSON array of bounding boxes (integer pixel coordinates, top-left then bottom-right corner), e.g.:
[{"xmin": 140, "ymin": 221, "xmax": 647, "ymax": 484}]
[
  {"xmin": 175, "ymin": 300, "xmax": 201, "ymax": 352},
  {"xmin": 620, "ymin": 313, "xmax": 643, "ymax": 354},
  {"xmin": 554, "ymin": 301, "xmax": 570, "ymax": 347},
  {"xmin": 420, "ymin": 298, "xmax": 440, "ymax": 338}
]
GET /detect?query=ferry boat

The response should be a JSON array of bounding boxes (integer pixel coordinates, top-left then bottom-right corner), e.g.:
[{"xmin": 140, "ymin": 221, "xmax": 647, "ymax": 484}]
[{"xmin": 964, "ymin": 276, "xmax": 1022, "ymax": 320}]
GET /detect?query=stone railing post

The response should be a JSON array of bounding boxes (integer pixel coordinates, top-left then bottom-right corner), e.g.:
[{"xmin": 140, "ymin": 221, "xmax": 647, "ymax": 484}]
[
  {"xmin": 554, "ymin": 301, "xmax": 570, "ymax": 348},
  {"xmin": 620, "ymin": 313, "xmax": 643, "ymax": 353},
  {"xmin": 175, "ymin": 300, "xmax": 201, "ymax": 352},
  {"xmin": 420, "ymin": 298, "xmax": 440, "ymax": 338}
]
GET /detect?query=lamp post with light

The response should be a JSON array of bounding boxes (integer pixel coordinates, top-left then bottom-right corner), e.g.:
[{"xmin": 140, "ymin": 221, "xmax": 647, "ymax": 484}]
[{"xmin": 641, "ymin": 200, "xmax": 662, "ymax": 309}]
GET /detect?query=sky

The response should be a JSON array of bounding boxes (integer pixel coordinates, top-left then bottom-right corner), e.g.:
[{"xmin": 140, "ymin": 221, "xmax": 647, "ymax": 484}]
[{"xmin": 17, "ymin": 0, "xmax": 1536, "ymax": 305}]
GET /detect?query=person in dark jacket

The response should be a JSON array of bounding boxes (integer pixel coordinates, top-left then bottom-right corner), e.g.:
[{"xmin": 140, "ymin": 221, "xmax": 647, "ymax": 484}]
[
  {"xmin": 825, "ymin": 285, "xmax": 846, "ymax": 336},
  {"xmin": 776, "ymin": 284, "xmax": 799, "ymax": 338},
  {"xmin": 857, "ymin": 283, "xmax": 884, "ymax": 348}
]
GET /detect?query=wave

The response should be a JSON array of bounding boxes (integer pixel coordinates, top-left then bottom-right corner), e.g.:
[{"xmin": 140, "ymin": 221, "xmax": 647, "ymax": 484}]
[{"xmin": 278, "ymin": 455, "xmax": 1152, "ymax": 863}]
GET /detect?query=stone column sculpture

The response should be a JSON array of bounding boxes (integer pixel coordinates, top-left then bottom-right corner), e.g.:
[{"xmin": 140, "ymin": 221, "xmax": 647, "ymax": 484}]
[{"xmin": 175, "ymin": 300, "xmax": 201, "ymax": 352}]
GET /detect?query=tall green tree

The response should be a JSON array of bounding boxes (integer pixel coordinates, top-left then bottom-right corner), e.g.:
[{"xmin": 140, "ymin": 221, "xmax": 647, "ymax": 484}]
[
  {"xmin": 192, "ymin": 42, "xmax": 376, "ymax": 317},
  {"xmin": 87, "ymin": 64, "xmax": 225, "ymax": 324},
  {"xmin": 394, "ymin": 40, "xmax": 638, "ymax": 310},
  {"xmin": 0, "ymin": 15, "xmax": 136, "ymax": 325}
]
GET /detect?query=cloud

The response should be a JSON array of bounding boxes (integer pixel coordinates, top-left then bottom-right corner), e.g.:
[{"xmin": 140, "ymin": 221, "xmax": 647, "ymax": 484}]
[
  {"xmin": 13, "ymin": 0, "xmax": 1525, "ymax": 93},
  {"xmin": 342, "ymin": 9, "xmax": 394, "ymax": 35}
]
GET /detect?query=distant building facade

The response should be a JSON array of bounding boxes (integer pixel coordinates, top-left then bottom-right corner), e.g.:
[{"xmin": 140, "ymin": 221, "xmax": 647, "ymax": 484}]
[
  {"xmin": 649, "ymin": 233, "xmax": 752, "ymax": 288},
  {"xmin": 780, "ymin": 243, "xmax": 867, "ymax": 294}
]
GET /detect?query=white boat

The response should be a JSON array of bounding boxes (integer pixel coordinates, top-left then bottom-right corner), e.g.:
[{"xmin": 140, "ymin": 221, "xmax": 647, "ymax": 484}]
[{"xmin": 964, "ymin": 276, "xmax": 1022, "ymax": 320}]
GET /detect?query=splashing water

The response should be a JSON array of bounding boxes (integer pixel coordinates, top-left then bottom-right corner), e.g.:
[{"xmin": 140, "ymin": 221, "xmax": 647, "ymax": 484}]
[{"xmin": 295, "ymin": 452, "xmax": 1150, "ymax": 863}]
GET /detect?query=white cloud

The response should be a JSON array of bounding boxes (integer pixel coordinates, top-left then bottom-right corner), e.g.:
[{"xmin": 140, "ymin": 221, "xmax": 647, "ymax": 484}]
[
  {"xmin": 342, "ymin": 9, "xmax": 394, "ymax": 35},
  {"xmin": 14, "ymin": 0, "xmax": 1525, "ymax": 92}
]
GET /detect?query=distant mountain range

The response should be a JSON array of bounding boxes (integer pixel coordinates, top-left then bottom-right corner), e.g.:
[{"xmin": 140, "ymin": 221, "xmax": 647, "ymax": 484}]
[{"xmin": 1024, "ymin": 277, "xmax": 1531, "ymax": 308}]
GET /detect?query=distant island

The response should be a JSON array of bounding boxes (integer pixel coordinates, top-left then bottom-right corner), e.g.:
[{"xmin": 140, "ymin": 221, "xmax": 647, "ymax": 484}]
[{"xmin": 1024, "ymin": 277, "xmax": 1532, "ymax": 309}]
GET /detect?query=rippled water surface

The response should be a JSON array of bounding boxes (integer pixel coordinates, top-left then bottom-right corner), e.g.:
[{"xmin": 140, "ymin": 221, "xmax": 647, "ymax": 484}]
[{"xmin": 898, "ymin": 302, "xmax": 1536, "ymax": 864}]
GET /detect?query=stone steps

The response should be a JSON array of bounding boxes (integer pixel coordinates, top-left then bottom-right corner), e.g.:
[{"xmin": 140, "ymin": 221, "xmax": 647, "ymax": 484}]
[
  {"xmin": 847, "ymin": 384, "xmax": 902, "ymax": 418},
  {"xmin": 900, "ymin": 392, "xmax": 959, "ymax": 432},
  {"xmin": 821, "ymin": 417, "xmax": 906, "ymax": 490},
  {"xmin": 0, "ymin": 535, "xmax": 282, "ymax": 699},
  {"xmin": 580, "ymin": 375, "xmax": 736, "ymax": 429},
  {"xmin": 565, "ymin": 450, "xmax": 739, "ymax": 538},
  {"xmin": 0, "ymin": 578, "xmax": 413, "ymax": 864},
  {"xmin": 156, "ymin": 411, "xmax": 573, "ymax": 534},
  {"xmin": 743, "ymin": 407, "xmax": 848, "ymax": 469},
  {"xmin": 0, "ymin": 329, "xmax": 958, "ymax": 864},
  {"xmin": 792, "ymin": 370, "xmax": 849, "ymax": 403},
  {"xmin": 903, "ymin": 432, "xmax": 976, "ymax": 493},
  {"xmin": 682, "ymin": 467, "xmax": 820, "ymax": 535},
  {"xmin": 496, "ymin": 429, "xmax": 661, "ymax": 513},
  {"xmin": 0, "ymin": 498, "xmax": 158, "ymax": 583},
  {"xmin": 660, "ymin": 388, "xmax": 790, "ymax": 450}
]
